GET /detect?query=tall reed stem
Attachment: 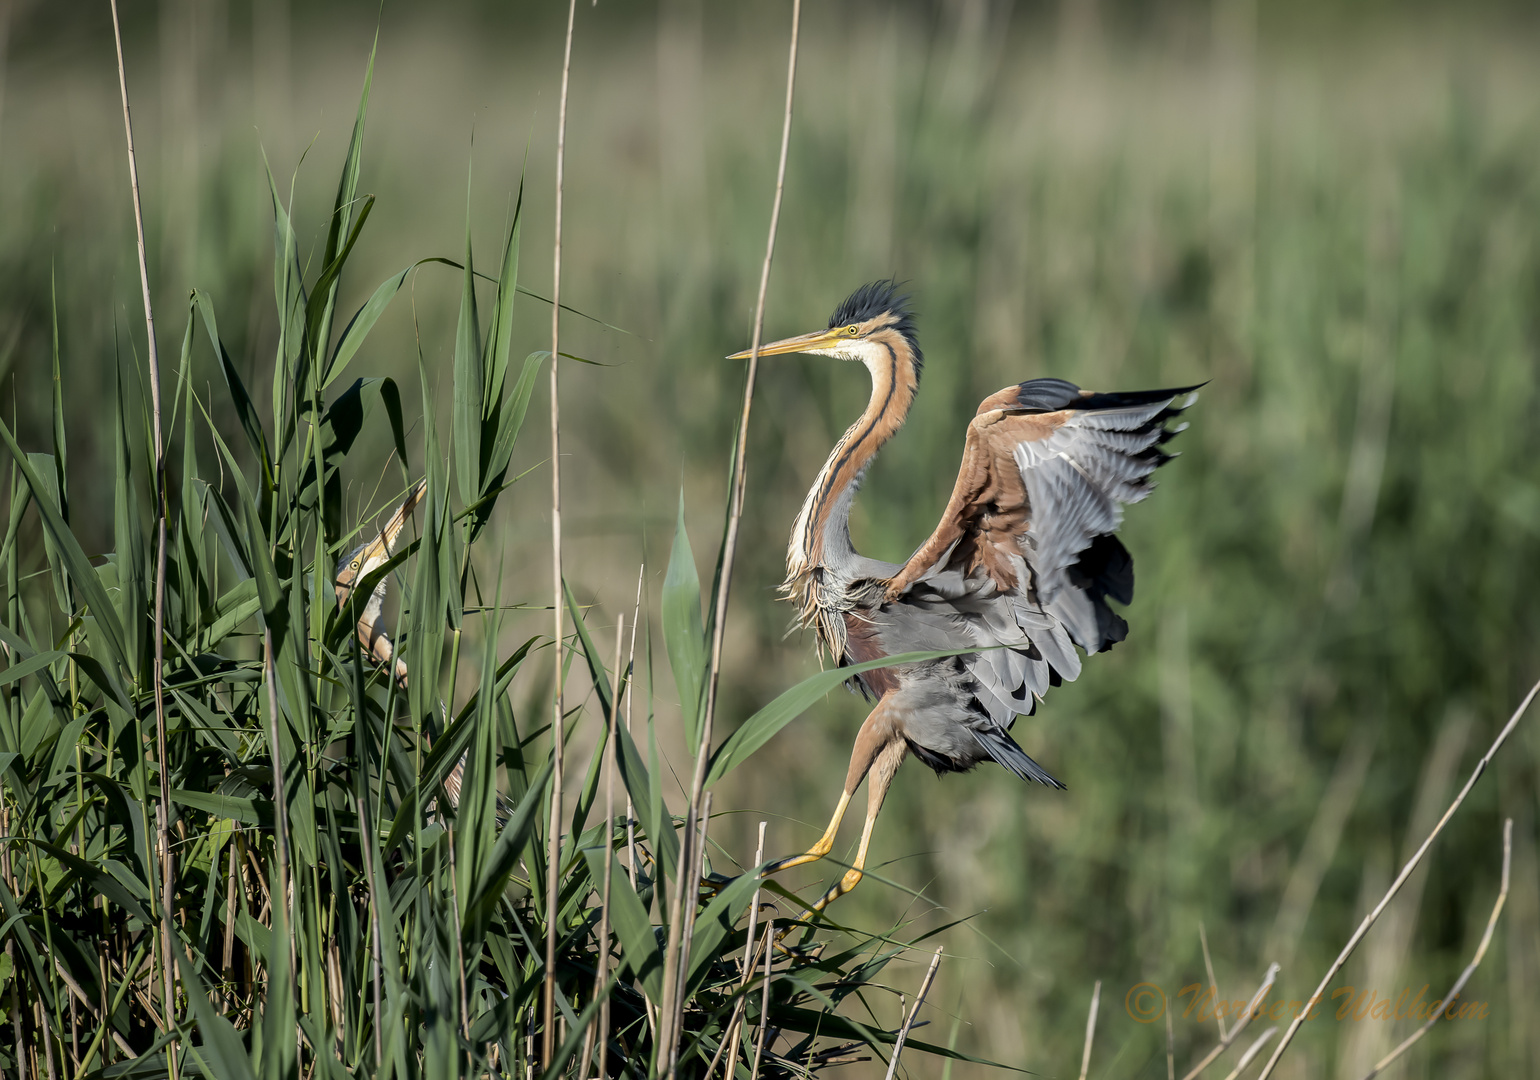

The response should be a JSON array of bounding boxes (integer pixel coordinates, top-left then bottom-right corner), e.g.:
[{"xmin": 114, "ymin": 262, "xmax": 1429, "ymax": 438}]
[
  {"xmin": 542, "ymin": 0, "xmax": 580, "ymax": 1065},
  {"xmin": 687, "ymin": 0, "xmax": 802, "ymax": 817},
  {"xmin": 107, "ymin": 5, "xmax": 174, "ymax": 1067}
]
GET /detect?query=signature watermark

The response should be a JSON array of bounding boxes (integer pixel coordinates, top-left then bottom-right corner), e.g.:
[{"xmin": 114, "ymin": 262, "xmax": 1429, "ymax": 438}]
[{"xmin": 1124, "ymin": 983, "xmax": 1490, "ymax": 1025}]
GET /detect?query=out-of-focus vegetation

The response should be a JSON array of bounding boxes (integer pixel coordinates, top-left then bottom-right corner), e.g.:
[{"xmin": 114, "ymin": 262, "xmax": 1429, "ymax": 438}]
[{"xmin": 1, "ymin": 1, "xmax": 1538, "ymax": 1076}]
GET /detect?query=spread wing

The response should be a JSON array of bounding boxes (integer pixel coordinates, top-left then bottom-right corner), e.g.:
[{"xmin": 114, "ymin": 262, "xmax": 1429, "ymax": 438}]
[{"xmin": 879, "ymin": 378, "xmax": 1196, "ymax": 757}]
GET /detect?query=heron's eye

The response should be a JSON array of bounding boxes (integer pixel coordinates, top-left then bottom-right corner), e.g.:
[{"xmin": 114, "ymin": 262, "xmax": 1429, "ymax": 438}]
[
  {"xmin": 845, "ymin": 324, "xmax": 859, "ymax": 335},
  {"xmin": 350, "ymin": 560, "xmax": 360, "ymax": 569}
]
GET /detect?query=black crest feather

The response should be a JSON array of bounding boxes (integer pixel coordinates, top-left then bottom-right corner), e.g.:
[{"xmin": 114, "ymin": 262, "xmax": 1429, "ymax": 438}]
[{"xmin": 827, "ymin": 280, "xmax": 923, "ymax": 377}]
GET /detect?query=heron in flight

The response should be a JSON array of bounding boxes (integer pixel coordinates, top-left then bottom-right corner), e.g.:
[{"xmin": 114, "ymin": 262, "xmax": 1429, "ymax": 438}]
[{"xmin": 729, "ymin": 280, "xmax": 1197, "ymax": 913}]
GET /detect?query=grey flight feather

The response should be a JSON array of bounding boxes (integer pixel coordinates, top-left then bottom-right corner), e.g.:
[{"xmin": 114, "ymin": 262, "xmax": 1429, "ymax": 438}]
[{"xmin": 839, "ymin": 384, "xmax": 1196, "ymax": 786}]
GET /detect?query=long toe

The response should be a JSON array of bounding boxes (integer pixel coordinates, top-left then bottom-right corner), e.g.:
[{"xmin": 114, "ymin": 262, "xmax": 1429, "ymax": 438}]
[{"xmin": 764, "ymin": 846, "xmax": 828, "ymax": 875}]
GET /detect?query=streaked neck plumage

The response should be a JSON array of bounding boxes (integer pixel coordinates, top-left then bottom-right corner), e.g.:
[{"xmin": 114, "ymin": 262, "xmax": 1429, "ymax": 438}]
[{"xmin": 784, "ymin": 326, "xmax": 921, "ymax": 625}]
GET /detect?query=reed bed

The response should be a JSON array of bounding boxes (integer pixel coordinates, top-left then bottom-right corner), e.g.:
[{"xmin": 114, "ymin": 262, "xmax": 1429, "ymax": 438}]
[
  {"xmin": 0, "ymin": 11, "xmax": 993, "ymax": 1079},
  {"xmin": 1, "ymin": 3, "xmax": 1539, "ymax": 1077}
]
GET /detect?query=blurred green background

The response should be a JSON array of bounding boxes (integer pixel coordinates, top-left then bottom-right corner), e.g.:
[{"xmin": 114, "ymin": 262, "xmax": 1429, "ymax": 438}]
[{"xmin": 3, "ymin": 0, "xmax": 1540, "ymax": 1075}]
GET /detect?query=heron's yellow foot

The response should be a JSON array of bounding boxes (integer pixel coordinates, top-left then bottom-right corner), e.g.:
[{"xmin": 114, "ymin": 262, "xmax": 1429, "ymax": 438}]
[
  {"xmin": 764, "ymin": 839, "xmax": 833, "ymax": 876},
  {"xmin": 812, "ymin": 867, "xmax": 864, "ymax": 912},
  {"xmin": 768, "ymin": 865, "xmax": 867, "ymax": 951},
  {"xmin": 697, "ymin": 873, "xmax": 732, "ymax": 900},
  {"xmin": 764, "ymin": 790, "xmax": 853, "ymax": 876}
]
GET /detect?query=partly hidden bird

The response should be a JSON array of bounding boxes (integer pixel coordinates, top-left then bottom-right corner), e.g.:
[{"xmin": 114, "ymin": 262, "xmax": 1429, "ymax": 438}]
[
  {"xmin": 728, "ymin": 280, "xmax": 1198, "ymax": 914},
  {"xmin": 334, "ymin": 479, "xmax": 468, "ymax": 808},
  {"xmin": 333, "ymin": 480, "xmax": 425, "ymax": 690}
]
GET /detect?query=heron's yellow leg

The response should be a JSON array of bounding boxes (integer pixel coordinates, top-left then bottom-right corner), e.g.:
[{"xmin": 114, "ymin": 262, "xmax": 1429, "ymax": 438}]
[
  {"xmin": 763, "ymin": 790, "xmax": 852, "ymax": 874},
  {"xmin": 764, "ymin": 697, "xmax": 900, "ymax": 877},
  {"xmin": 808, "ymin": 736, "xmax": 907, "ymax": 912}
]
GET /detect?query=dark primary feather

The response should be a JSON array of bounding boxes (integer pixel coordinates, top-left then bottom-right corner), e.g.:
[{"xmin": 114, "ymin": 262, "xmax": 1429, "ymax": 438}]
[
  {"xmin": 1012, "ymin": 385, "xmax": 1197, "ymax": 652},
  {"xmin": 870, "ymin": 378, "xmax": 1196, "ymax": 784},
  {"xmin": 1012, "ymin": 377, "xmax": 1207, "ymax": 414}
]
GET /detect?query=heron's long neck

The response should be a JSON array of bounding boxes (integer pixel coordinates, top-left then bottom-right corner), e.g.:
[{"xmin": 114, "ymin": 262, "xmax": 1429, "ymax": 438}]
[{"xmin": 787, "ymin": 332, "xmax": 920, "ymax": 582}]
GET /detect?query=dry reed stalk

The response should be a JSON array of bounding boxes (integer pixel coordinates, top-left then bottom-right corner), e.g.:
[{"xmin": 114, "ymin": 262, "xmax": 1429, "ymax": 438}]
[
  {"xmin": 37, "ymin": 998, "xmax": 57, "ymax": 1080},
  {"xmin": 703, "ymin": 821, "xmax": 768, "ymax": 1079},
  {"xmin": 67, "ymin": 980, "xmax": 77, "ymax": 1073},
  {"xmin": 687, "ymin": 0, "xmax": 802, "ymax": 818},
  {"xmin": 1076, "ymin": 979, "xmax": 1101, "ymax": 1080},
  {"xmin": 742, "ymin": 821, "xmax": 768, "ymax": 976},
  {"xmin": 6, "ymin": 964, "xmax": 18, "ymax": 1080},
  {"xmin": 667, "ymin": 6, "xmax": 800, "ymax": 1060},
  {"xmin": 222, "ymin": 838, "xmax": 239, "ymax": 976},
  {"xmin": 1166, "ymin": 1009, "xmax": 1176, "ymax": 1080},
  {"xmin": 1199, "ymin": 924, "xmax": 1227, "ymax": 1042},
  {"xmin": 666, "ymin": 791, "xmax": 713, "ymax": 1075},
  {"xmin": 49, "ymin": 958, "xmax": 132, "ymax": 1058},
  {"xmin": 542, "ymin": 0, "xmax": 580, "ymax": 1064},
  {"xmin": 749, "ymin": 920, "xmax": 775, "ymax": 1079},
  {"xmin": 1219, "ymin": 1028, "xmax": 1277, "ymax": 1080},
  {"xmin": 1181, "ymin": 964, "xmax": 1279, "ymax": 1080},
  {"xmin": 76, "ymin": 943, "xmax": 148, "ymax": 1075},
  {"xmin": 885, "ymin": 946, "xmax": 943, "ymax": 1080},
  {"xmin": 107, "ymin": 1, "xmax": 175, "ymax": 1055},
  {"xmin": 1255, "ymin": 677, "xmax": 1540, "ymax": 1079},
  {"xmin": 1360, "ymin": 818, "xmax": 1513, "ymax": 1079},
  {"xmin": 657, "ymin": 802, "xmax": 695, "ymax": 1068}
]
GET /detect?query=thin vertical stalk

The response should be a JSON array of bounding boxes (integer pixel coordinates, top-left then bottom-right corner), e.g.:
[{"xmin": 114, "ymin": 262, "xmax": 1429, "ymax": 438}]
[
  {"xmin": 689, "ymin": 0, "xmax": 801, "ymax": 818},
  {"xmin": 710, "ymin": 820, "xmax": 767, "ymax": 1080},
  {"xmin": 1166, "ymin": 1009, "xmax": 1176, "ymax": 1080},
  {"xmin": 656, "ymin": 804, "xmax": 696, "ymax": 1069},
  {"xmin": 672, "ymin": 3, "xmax": 801, "ymax": 1064},
  {"xmin": 1198, "ymin": 923, "xmax": 1226, "ymax": 1041},
  {"xmin": 748, "ymin": 921, "xmax": 774, "ymax": 1080},
  {"xmin": 742, "ymin": 821, "xmax": 768, "ymax": 975},
  {"xmin": 542, "ymin": 0, "xmax": 580, "ymax": 1065},
  {"xmin": 1076, "ymin": 979, "xmax": 1100, "ymax": 1080},
  {"xmin": 35, "ymin": 1000, "xmax": 56, "ymax": 1080},
  {"xmin": 107, "ymin": 3, "xmax": 174, "ymax": 1064},
  {"xmin": 666, "ymin": 791, "xmax": 711, "ymax": 1074},
  {"xmin": 884, "ymin": 948, "xmax": 942, "ymax": 1080}
]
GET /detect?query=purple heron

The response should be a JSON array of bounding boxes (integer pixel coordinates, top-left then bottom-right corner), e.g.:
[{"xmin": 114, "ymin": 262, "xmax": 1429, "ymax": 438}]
[
  {"xmin": 333, "ymin": 479, "xmax": 425, "ymax": 690},
  {"xmin": 729, "ymin": 280, "xmax": 1197, "ymax": 912},
  {"xmin": 334, "ymin": 480, "xmax": 468, "ymax": 807}
]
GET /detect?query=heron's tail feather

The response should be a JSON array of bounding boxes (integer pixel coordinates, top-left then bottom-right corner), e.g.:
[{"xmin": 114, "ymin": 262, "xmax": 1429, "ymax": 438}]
[{"xmin": 975, "ymin": 728, "xmax": 1065, "ymax": 789}]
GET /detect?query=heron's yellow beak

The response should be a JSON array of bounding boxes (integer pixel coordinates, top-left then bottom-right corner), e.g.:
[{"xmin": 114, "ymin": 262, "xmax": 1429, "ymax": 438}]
[
  {"xmin": 381, "ymin": 479, "xmax": 428, "ymax": 548},
  {"xmin": 726, "ymin": 327, "xmax": 843, "ymax": 360}
]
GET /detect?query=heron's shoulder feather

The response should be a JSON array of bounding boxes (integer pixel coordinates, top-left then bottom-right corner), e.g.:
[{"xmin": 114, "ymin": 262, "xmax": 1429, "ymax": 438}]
[{"xmin": 884, "ymin": 381, "xmax": 1198, "ymax": 651}]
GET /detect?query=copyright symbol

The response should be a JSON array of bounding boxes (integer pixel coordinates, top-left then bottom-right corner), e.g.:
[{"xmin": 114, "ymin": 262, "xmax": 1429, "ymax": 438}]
[{"xmin": 1126, "ymin": 983, "xmax": 1166, "ymax": 1024}]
